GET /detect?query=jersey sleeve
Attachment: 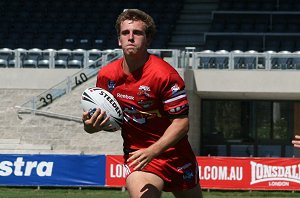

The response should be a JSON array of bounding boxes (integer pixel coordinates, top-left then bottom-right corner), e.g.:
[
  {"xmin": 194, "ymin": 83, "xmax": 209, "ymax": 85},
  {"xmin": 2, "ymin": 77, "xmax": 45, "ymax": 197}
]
[
  {"xmin": 161, "ymin": 72, "xmax": 189, "ymax": 119},
  {"xmin": 96, "ymin": 70, "xmax": 106, "ymax": 88}
]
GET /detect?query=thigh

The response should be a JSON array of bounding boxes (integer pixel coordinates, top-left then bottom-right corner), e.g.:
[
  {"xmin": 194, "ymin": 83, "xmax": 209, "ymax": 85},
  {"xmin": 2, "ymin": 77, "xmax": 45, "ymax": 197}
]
[
  {"xmin": 172, "ymin": 184, "xmax": 203, "ymax": 198},
  {"xmin": 126, "ymin": 171, "xmax": 164, "ymax": 198}
]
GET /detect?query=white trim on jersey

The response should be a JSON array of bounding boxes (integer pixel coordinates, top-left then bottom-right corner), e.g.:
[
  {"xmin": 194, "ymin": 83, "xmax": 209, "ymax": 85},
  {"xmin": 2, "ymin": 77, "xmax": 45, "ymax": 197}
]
[{"xmin": 163, "ymin": 94, "xmax": 187, "ymax": 104}]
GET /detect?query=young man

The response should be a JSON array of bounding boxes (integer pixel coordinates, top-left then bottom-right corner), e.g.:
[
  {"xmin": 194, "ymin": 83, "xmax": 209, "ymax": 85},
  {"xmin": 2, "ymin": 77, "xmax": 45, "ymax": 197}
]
[{"xmin": 82, "ymin": 9, "xmax": 202, "ymax": 198}]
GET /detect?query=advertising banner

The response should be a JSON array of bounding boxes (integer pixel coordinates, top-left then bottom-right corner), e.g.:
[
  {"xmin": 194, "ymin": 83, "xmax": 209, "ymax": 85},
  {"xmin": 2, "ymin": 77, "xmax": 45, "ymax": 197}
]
[
  {"xmin": 0, "ymin": 154, "xmax": 106, "ymax": 186},
  {"xmin": 198, "ymin": 156, "xmax": 300, "ymax": 190},
  {"xmin": 106, "ymin": 155, "xmax": 126, "ymax": 187},
  {"xmin": 106, "ymin": 155, "xmax": 300, "ymax": 190}
]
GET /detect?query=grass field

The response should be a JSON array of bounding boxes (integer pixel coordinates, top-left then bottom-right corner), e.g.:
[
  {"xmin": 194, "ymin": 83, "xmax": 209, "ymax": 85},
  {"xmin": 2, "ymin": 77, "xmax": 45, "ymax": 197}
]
[{"xmin": 0, "ymin": 187, "xmax": 299, "ymax": 198}]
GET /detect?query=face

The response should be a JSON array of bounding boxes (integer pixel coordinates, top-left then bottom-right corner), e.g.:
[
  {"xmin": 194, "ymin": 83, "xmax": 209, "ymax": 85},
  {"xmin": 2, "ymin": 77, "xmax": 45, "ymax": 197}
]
[{"xmin": 118, "ymin": 20, "xmax": 150, "ymax": 56}]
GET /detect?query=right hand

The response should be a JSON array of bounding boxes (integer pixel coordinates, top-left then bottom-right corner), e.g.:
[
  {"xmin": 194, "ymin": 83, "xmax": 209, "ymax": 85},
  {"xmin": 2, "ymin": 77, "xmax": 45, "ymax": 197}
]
[
  {"xmin": 292, "ymin": 135, "xmax": 300, "ymax": 148},
  {"xmin": 82, "ymin": 108, "xmax": 110, "ymax": 134}
]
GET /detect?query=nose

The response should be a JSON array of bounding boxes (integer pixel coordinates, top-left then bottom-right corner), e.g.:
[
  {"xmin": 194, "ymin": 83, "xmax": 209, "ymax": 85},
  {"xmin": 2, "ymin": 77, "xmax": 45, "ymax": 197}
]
[{"xmin": 128, "ymin": 32, "xmax": 134, "ymax": 42}]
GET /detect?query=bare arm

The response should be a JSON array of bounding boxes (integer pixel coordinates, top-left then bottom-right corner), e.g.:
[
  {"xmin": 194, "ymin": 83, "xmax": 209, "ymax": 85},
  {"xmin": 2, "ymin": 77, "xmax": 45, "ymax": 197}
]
[{"xmin": 128, "ymin": 117, "xmax": 189, "ymax": 170}]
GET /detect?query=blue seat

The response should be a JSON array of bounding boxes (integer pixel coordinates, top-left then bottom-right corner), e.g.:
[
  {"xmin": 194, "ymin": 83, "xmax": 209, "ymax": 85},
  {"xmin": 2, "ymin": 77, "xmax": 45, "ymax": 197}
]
[
  {"xmin": 0, "ymin": 48, "xmax": 13, "ymax": 68},
  {"xmin": 22, "ymin": 48, "xmax": 42, "ymax": 68},
  {"xmin": 67, "ymin": 49, "xmax": 85, "ymax": 68},
  {"xmin": 54, "ymin": 49, "xmax": 71, "ymax": 68}
]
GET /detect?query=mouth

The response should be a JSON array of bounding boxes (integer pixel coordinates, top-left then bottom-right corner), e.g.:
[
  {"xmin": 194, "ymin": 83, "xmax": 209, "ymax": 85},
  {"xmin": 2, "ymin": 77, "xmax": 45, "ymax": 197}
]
[{"xmin": 126, "ymin": 44, "xmax": 135, "ymax": 47}]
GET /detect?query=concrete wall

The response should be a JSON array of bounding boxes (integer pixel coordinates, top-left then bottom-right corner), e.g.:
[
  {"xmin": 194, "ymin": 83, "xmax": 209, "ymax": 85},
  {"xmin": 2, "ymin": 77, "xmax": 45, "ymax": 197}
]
[
  {"xmin": 193, "ymin": 70, "xmax": 300, "ymax": 100},
  {"xmin": 0, "ymin": 68, "xmax": 81, "ymax": 89},
  {"xmin": 0, "ymin": 69, "xmax": 123, "ymax": 154}
]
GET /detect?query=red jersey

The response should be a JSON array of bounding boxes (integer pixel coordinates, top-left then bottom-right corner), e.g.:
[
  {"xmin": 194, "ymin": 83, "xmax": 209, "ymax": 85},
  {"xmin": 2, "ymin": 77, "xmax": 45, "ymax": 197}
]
[
  {"xmin": 96, "ymin": 54, "xmax": 190, "ymax": 151},
  {"xmin": 96, "ymin": 54, "xmax": 199, "ymax": 191}
]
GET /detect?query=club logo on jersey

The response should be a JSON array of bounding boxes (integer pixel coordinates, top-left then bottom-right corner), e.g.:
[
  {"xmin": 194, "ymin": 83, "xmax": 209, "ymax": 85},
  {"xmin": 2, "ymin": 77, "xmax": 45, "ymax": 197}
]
[
  {"xmin": 177, "ymin": 163, "xmax": 194, "ymax": 182},
  {"xmin": 107, "ymin": 80, "xmax": 116, "ymax": 91},
  {"xmin": 183, "ymin": 169, "xmax": 194, "ymax": 181},
  {"xmin": 171, "ymin": 83, "xmax": 180, "ymax": 96},
  {"xmin": 123, "ymin": 107, "xmax": 161, "ymax": 125},
  {"xmin": 137, "ymin": 85, "xmax": 151, "ymax": 97},
  {"xmin": 138, "ymin": 100, "xmax": 154, "ymax": 109}
]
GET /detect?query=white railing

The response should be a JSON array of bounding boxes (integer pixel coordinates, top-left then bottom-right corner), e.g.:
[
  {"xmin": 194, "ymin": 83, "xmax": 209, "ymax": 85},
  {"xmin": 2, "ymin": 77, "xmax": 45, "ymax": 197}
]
[
  {"xmin": 15, "ymin": 49, "xmax": 123, "ymax": 115},
  {"xmin": 189, "ymin": 50, "xmax": 300, "ymax": 70}
]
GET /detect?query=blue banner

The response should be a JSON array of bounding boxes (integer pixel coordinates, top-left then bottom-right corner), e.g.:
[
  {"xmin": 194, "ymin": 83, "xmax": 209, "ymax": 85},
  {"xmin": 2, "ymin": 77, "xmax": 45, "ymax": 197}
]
[{"xmin": 0, "ymin": 154, "xmax": 106, "ymax": 186}]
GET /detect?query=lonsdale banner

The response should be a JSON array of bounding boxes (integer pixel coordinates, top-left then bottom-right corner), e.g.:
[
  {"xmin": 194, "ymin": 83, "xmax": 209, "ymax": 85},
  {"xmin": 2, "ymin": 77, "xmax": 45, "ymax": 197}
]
[
  {"xmin": 197, "ymin": 156, "xmax": 300, "ymax": 190},
  {"xmin": 106, "ymin": 156, "xmax": 300, "ymax": 190}
]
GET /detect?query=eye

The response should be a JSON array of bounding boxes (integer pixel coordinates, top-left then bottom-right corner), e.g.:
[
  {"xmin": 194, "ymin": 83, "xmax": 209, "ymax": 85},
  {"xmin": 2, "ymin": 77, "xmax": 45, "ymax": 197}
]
[
  {"xmin": 121, "ymin": 30, "xmax": 130, "ymax": 35},
  {"xmin": 133, "ymin": 30, "xmax": 144, "ymax": 36}
]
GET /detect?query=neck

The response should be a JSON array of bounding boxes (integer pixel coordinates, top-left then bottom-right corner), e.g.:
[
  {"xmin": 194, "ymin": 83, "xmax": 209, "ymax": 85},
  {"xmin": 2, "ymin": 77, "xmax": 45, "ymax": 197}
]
[{"xmin": 122, "ymin": 53, "xmax": 149, "ymax": 74}]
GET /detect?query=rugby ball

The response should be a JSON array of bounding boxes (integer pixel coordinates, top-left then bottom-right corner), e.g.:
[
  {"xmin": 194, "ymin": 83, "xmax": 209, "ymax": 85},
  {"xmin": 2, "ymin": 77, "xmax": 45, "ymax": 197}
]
[{"xmin": 81, "ymin": 87, "xmax": 123, "ymax": 131}]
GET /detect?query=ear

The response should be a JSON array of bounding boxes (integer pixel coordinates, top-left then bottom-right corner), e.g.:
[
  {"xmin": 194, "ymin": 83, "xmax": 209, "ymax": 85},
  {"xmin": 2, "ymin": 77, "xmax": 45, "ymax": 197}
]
[{"xmin": 118, "ymin": 37, "xmax": 121, "ymax": 46}]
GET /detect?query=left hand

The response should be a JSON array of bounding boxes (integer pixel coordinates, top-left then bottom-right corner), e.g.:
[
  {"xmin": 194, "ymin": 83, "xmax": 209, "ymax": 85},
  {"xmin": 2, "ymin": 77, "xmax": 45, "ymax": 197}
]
[{"xmin": 127, "ymin": 148, "xmax": 156, "ymax": 171}]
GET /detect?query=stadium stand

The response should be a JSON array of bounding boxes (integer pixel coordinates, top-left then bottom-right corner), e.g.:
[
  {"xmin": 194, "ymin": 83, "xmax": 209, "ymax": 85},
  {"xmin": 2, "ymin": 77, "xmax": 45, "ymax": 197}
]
[
  {"xmin": 205, "ymin": 0, "xmax": 300, "ymax": 52},
  {"xmin": 1, "ymin": 0, "xmax": 300, "ymax": 157},
  {"xmin": 0, "ymin": 0, "xmax": 184, "ymax": 50}
]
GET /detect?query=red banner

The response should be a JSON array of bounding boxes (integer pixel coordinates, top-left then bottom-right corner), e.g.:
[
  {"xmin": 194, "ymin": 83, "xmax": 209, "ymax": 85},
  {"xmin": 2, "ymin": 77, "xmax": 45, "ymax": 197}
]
[
  {"xmin": 198, "ymin": 156, "xmax": 300, "ymax": 190},
  {"xmin": 105, "ymin": 155, "xmax": 126, "ymax": 187},
  {"xmin": 106, "ymin": 155, "xmax": 300, "ymax": 190}
]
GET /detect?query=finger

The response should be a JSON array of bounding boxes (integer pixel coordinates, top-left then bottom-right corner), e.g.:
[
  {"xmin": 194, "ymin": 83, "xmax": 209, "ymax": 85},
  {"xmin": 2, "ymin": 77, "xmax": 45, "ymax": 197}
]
[
  {"xmin": 90, "ymin": 108, "xmax": 100, "ymax": 122},
  {"xmin": 133, "ymin": 161, "xmax": 147, "ymax": 171},
  {"xmin": 93, "ymin": 109, "xmax": 105, "ymax": 127},
  {"xmin": 127, "ymin": 151, "xmax": 138, "ymax": 162},
  {"xmin": 129, "ymin": 157, "xmax": 140, "ymax": 167},
  {"xmin": 102, "ymin": 115, "xmax": 110, "ymax": 125},
  {"xmin": 293, "ymin": 140, "xmax": 300, "ymax": 144},
  {"xmin": 82, "ymin": 112, "xmax": 90, "ymax": 122}
]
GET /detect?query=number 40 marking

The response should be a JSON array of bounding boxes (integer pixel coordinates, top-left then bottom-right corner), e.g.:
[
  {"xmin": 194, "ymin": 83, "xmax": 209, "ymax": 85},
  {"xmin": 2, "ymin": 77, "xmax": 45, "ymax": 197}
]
[{"xmin": 75, "ymin": 73, "xmax": 88, "ymax": 85}]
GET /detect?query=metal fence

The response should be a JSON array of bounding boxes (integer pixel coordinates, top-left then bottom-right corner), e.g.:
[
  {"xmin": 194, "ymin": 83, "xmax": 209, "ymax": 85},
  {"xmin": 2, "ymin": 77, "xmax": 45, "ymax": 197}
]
[
  {"xmin": 189, "ymin": 50, "xmax": 300, "ymax": 70},
  {"xmin": 14, "ymin": 48, "xmax": 181, "ymax": 115},
  {"xmin": 12, "ymin": 48, "xmax": 300, "ymax": 118}
]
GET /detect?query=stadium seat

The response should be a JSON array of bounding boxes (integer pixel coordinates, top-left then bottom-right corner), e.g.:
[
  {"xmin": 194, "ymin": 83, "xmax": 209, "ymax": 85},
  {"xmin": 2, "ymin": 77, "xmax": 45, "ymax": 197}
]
[
  {"xmin": 199, "ymin": 50, "xmax": 215, "ymax": 69},
  {"xmin": 232, "ymin": 50, "xmax": 245, "ymax": 69},
  {"xmin": 280, "ymin": 40, "xmax": 295, "ymax": 52},
  {"xmin": 22, "ymin": 48, "xmax": 42, "ymax": 68},
  {"xmin": 243, "ymin": 50, "xmax": 258, "ymax": 69},
  {"xmin": 218, "ymin": 39, "xmax": 233, "ymax": 51},
  {"xmin": 10, "ymin": 48, "xmax": 26, "ymax": 68},
  {"xmin": 232, "ymin": 39, "xmax": 247, "ymax": 51},
  {"xmin": 54, "ymin": 49, "xmax": 71, "ymax": 68},
  {"xmin": 67, "ymin": 49, "xmax": 85, "ymax": 68},
  {"xmin": 87, "ymin": 49, "xmax": 103, "ymax": 67},
  {"xmin": 261, "ymin": 1, "xmax": 276, "ymax": 11},
  {"xmin": 210, "ymin": 21, "xmax": 225, "ymax": 32},
  {"xmin": 77, "ymin": 39, "xmax": 91, "ymax": 50},
  {"xmin": 247, "ymin": 38, "xmax": 263, "ymax": 52},
  {"xmin": 287, "ymin": 22, "xmax": 299, "ymax": 32},
  {"xmin": 254, "ymin": 22, "xmax": 269, "ymax": 32},
  {"xmin": 215, "ymin": 50, "xmax": 229, "ymax": 69},
  {"xmin": 240, "ymin": 22, "xmax": 253, "ymax": 32},
  {"xmin": 204, "ymin": 39, "xmax": 219, "ymax": 51},
  {"xmin": 292, "ymin": 52, "xmax": 300, "ymax": 69},
  {"xmin": 37, "ymin": 49, "xmax": 55, "ymax": 68},
  {"xmin": 271, "ymin": 51, "xmax": 292, "ymax": 69},
  {"xmin": 265, "ymin": 39, "xmax": 281, "ymax": 52},
  {"xmin": 0, "ymin": 48, "xmax": 13, "ymax": 68}
]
